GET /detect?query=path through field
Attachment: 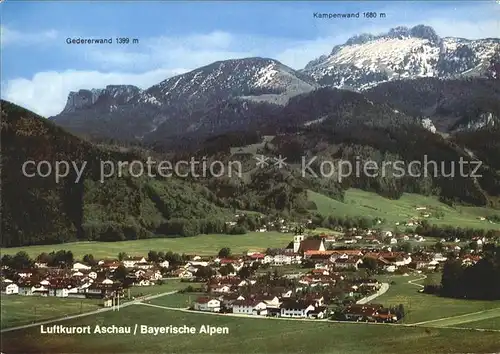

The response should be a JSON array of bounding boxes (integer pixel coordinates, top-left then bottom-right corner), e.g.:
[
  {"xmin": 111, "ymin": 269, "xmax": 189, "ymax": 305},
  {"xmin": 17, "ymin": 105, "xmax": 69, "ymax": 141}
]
[
  {"xmin": 412, "ymin": 307, "xmax": 500, "ymax": 328},
  {"xmin": 407, "ymin": 274, "xmax": 427, "ymax": 288},
  {"xmin": 407, "ymin": 274, "xmax": 500, "ymax": 329}
]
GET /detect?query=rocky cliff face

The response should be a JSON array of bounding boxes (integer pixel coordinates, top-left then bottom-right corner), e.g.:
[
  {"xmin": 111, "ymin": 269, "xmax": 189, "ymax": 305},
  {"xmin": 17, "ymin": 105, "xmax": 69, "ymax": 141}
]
[
  {"xmin": 61, "ymin": 85, "xmax": 141, "ymax": 114},
  {"xmin": 62, "ymin": 89, "xmax": 103, "ymax": 113},
  {"xmin": 50, "ymin": 58, "xmax": 319, "ymax": 140}
]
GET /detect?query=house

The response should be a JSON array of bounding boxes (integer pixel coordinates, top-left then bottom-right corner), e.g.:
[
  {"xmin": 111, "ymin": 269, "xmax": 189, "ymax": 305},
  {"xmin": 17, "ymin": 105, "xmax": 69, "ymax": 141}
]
[
  {"xmin": 410, "ymin": 256, "xmax": 431, "ymax": 269},
  {"xmin": 307, "ymin": 306, "xmax": 327, "ymax": 319},
  {"xmin": 18, "ymin": 282, "xmax": 35, "ymax": 296},
  {"xmin": 136, "ymin": 262, "xmax": 154, "ymax": 270},
  {"xmin": 260, "ymin": 296, "xmax": 281, "ymax": 309},
  {"xmin": 123, "ymin": 257, "xmax": 147, "ymax": 268},
  {"xmin": 433, "ymin": 253, "xmax": 447, "ymax": 262},
  {"xmin": 304, "ymin": 294, "xmax": 325, "ymax": 307},
  {"xmin": 193, "ymin": 297, "xmax": 221, "ymax": 312},
  {"xmin": 32, "ymin": 285, "xmax": 49, "ymax": 296},
  {"xmin": 272, "ymin": 253, "xmax": 292, "ymax": 266},
  {"xmin": 50, "ymin": 285, "xmax": 70, "ymax": 297},
  {"xmin": 18, "ymin": 270, "xmax": 33, "ymax": 278},
  {"xmin": 334, "ymin": 257, "xmax": 362, "ymax": 270},
  {"xmin": 218, "ymin": 294, "xmax": 243, "ymax": 310},
  {"xmin": 343, "ymin": 304, "xmax": 382, "ymax": 321},
  {"xmin": 311, "ymin": 269, "xmax": 329, "ymax": 276},
  {"xmin": 304, "ymin": 250, "xmax": 334, "ymax": 261},
  {"xmin": 137, "ymin": 279, "xmax": 152, "ymax": 286},
  {"xmin": 342, "ymin": 304, "xmax": 396, "ymax": 322},
  {"xmin": 232, "ymin": 300, "xmax": 267, "ymax": 316},
  {"xmin": 1, "ymin": 282, "xmax": 19, "ymax": 295},
  {"xmin": 248, "ymin": 253, "xmax": 265, "ymax": 263},
  {"xmin": 145, "ymin": 270, "xmax": 162, "ymax": 281},
  {"xmin": 384, "ymin": 265, "xmax": 396, "ymax": 273},
  {"xmin": 263, "ymin": 255, "xmax": 274, "ymax": 264},
  {"xmin": 134, "ymin": 269, "xmax": 146, "ymax": 278},
  {"xmin": 237, "ymin": 279, "xmax": 257, "ymax": 287},
  {"xmin": 85, "ymin": 282, "xmax": 123, "ymax": 299},
  {"xmin": 280, "ymin": 300, "xmax": 315, "ymax": 318},
  {"xmin": 212, "ymin": 285, "xmax": 232, "ymax": 293},
  {"xmin": 100, "ymin": 260, "xmax": 120, "ymax": 270},
  {"xmin": 173, "ymin": 269, "xmax": 193, "ymax": 278},
  {"xmin": 329, "ymin": 250, "xmax": 363, "ymax": 261},
  {"xmin": 72, "ymin": 262, "xmax": 91, "ymax": 271},
  {"xmin": 159, "ymin": 260, "xmax": 170, "ymax": 268}
]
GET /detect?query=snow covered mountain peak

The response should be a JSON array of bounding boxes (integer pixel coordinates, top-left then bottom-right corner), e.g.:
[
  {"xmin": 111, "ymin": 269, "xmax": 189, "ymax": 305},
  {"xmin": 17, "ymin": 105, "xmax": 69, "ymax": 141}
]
[
  {"xmin": 343, "ymin": 25, "xmax": 440, "ymax": 47},
  {"xmin": 302, "ymin": 25, "xmax": 499, "ymax": 89},
  {"xmin": 138, "ymin": 57, "xmax": 318, "ymax": 108}
]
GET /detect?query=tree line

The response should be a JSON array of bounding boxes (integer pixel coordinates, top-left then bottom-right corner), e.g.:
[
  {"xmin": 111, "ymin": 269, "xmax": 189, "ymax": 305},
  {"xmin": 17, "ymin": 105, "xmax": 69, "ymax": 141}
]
[
  {"xmin": 440, "ymin": 244, "xmax": 500, "ymax": 300},
  {"xmin": 416, "ymin": 220, "xmax": 500, "ymax": 241}
]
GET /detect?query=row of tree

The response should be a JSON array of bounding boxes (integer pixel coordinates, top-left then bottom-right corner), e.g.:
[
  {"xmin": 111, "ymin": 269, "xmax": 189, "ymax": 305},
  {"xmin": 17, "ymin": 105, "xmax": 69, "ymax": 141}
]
[
  {"xmin": 416, "ymin": 221, "xmax": 500, "ymax": 241},
  {"xmin": 308, "ymin": 214, "xmax": 381, "ymax": 230},
  {"xmin": 1, "ymin": 250, "xmax": 75, "ymax": 270},
  {"xmin": 441, "ymin": 244, "xmax": 500, "ymax": 300}
]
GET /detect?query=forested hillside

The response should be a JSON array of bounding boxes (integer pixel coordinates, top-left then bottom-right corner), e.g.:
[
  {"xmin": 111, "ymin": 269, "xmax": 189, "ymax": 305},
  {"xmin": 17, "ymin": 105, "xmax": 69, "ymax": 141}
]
[{"xmin": 1, "ymin": 101, "xmax": 232, "ymax": 247}]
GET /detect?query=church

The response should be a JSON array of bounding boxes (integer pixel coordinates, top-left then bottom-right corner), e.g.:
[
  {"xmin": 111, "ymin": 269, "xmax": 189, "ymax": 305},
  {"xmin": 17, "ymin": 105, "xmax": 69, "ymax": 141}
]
[{"xmin": 292, "ymin": 235, "xmax": 325, "ymax": 254}]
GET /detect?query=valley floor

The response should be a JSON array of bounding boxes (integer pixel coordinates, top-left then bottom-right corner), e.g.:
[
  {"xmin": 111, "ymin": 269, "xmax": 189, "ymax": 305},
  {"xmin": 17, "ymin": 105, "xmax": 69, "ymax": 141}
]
[
  {"xmin": 1, "ymin": 232, "xmax": 292, "ymax": 259},
  {"xmin": 2, "ymin": 275, "xmax": 499, "ymax": 354}
]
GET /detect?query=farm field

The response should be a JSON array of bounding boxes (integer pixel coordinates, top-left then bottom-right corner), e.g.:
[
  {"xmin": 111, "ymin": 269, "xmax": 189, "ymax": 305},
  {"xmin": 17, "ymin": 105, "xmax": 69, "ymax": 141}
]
[
  {"xmin": 149, "ymin": 293, "xmax": 204, "ymax": 308},
  {"xmin": 2, "ymin": 304, "xmax": 500, "ymax": 354},
  {"xmin": 419, "ymin": 308, "xmax": 500, "ymax": 328},
  {"xmin": 0, "ymin": 295, "xmax": 101, "ymax": 329},
  {"xmin": 309, "ymin": 189, "xmax": 500, "ymax": 230},
  {"xmin": 455, "ymin": 317, "xmax": 500, "ymax": 330},
  {"xmin": 1, "ymin": 232, "xmax": 293, "ymax": 259},
  {"xmin": 127, "ymin": 280, "xmax": 200, "ymax": 298},
  {"xmin": 374, "ymin": 274, "xmax": 500, "ymax": 325}
]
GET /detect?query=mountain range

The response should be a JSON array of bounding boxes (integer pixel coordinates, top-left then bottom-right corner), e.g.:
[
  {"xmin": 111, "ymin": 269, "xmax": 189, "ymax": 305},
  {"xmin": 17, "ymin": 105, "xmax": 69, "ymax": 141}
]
[
  {"xmin": 49, "ymin": 25, "xmax": 500, "ymax": 142},
  {"xmin": 2, "ymin": 25, "xmax": 500, "ymax": 246}
]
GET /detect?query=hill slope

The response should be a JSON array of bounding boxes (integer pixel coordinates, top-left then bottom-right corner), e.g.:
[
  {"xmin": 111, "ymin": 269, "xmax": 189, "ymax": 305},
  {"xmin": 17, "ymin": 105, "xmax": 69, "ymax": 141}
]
[
  {"xmin": 50, "ymin": 58, "xmax": 319, "ymax": 141},
  {"xmin": 1, "ymin": 100, "xmax": 231, "ymax": 247}
]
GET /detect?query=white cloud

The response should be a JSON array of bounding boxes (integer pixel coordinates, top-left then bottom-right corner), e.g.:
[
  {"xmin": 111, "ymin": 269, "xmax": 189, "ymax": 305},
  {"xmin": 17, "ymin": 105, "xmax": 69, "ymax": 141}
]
[
  {"xmin": 2, "ymin": 68, "xmax": 187, "ymax": 117},
  {"xmin": 82, "ymin": 31, "xmax": 254, "ymax": 71},
  {"xmin": 1, "ymin": 26, "xmax": 58, "ymax": 47}
]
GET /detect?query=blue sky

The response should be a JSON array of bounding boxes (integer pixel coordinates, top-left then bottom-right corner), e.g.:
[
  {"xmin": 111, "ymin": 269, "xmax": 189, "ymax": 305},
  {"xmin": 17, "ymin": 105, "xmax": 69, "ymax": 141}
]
[{"xmin": 1, "ymin": 0, "xmax": 499, "ymax": 116}]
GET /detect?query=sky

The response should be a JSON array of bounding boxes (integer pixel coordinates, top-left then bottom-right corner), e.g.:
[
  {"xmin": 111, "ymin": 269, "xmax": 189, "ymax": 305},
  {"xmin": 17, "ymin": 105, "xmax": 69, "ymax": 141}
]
[{"xmin": 1, "ymin": 0, "xmax": 499, "ymax": 117}]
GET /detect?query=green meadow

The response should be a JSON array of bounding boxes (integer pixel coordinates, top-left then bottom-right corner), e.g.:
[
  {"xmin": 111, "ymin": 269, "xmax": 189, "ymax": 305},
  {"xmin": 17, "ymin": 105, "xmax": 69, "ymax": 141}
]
[{"xmin": 309, "ymin": 189, "xmax": 500, "ymax": 230}]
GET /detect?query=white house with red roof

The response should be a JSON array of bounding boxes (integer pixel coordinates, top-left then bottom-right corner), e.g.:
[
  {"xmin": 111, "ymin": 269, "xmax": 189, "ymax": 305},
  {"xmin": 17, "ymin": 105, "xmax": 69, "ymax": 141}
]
[{"xmin": 193, "ymin": 297, "xmax": 221, "ymax": 312}]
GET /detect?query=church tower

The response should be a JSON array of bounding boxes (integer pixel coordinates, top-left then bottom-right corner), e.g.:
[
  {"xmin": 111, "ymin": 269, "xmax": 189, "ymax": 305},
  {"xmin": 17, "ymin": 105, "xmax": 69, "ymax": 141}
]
[{"xmin": 293, "ymin": 235, "xmax": 304, "ymax": 253}]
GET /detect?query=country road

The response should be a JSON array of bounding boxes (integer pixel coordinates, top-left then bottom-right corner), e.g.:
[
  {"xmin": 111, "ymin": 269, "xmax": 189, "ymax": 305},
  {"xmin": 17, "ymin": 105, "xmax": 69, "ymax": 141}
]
[
  {"xmin": 0, "ymin": 290, "xmax": 179, "ymax": 333},
  {"xmin": 356, "ymin": 282, "xmax": 389, "ymax": 304},
  {"xmin": 408, "ymin": 274, "xmax": 427, "ymax": 288}
]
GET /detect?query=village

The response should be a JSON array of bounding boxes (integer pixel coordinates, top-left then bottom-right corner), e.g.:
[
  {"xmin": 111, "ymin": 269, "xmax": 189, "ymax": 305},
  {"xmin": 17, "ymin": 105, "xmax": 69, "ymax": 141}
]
[{"xmin": 1, "ymin": 222, "xmax": 493, "ymax": 325}]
